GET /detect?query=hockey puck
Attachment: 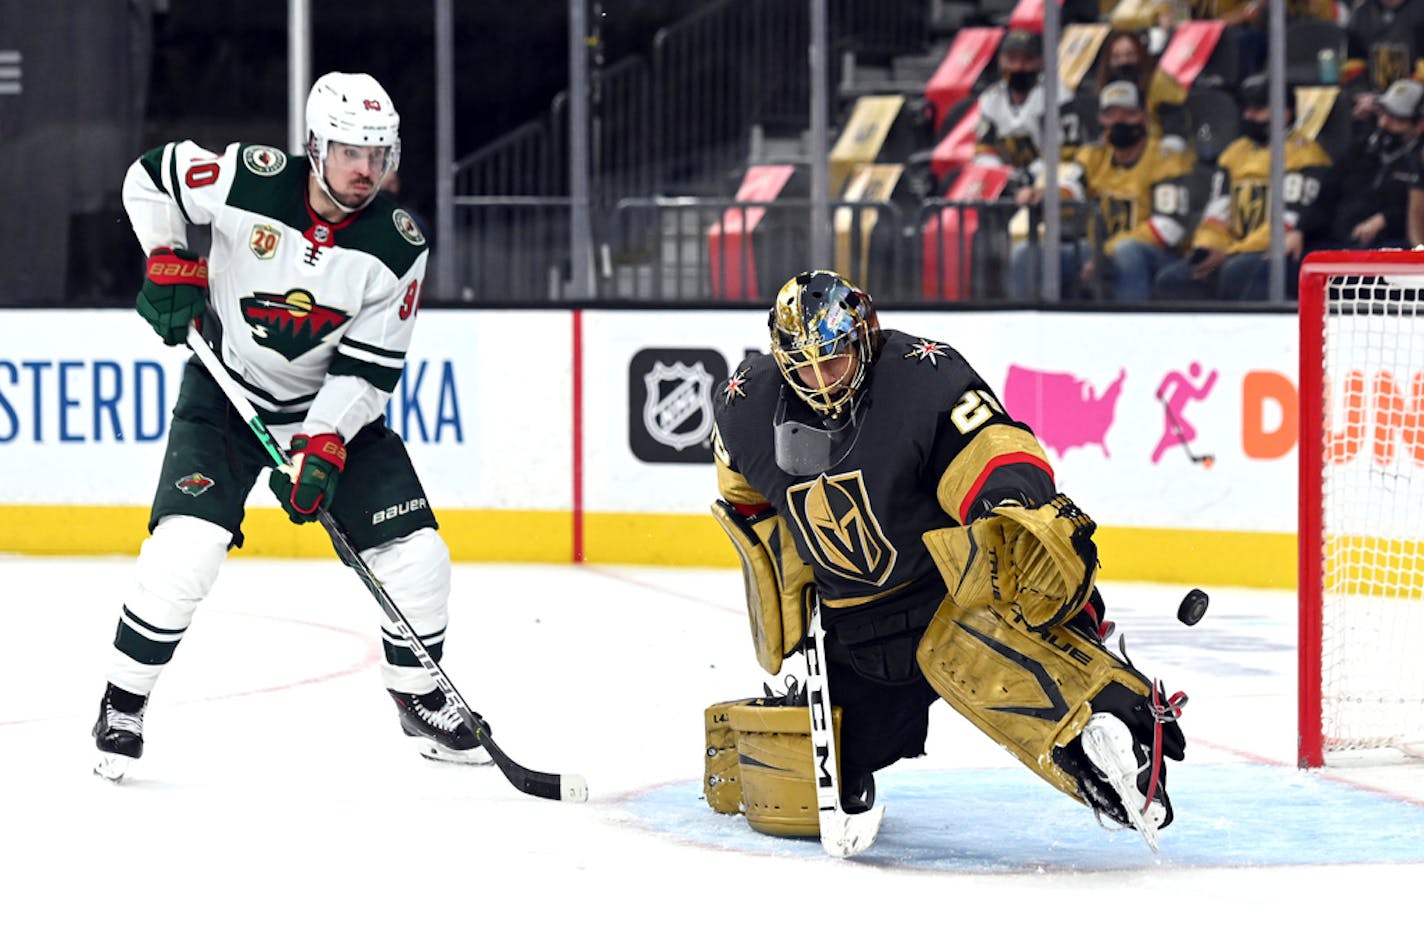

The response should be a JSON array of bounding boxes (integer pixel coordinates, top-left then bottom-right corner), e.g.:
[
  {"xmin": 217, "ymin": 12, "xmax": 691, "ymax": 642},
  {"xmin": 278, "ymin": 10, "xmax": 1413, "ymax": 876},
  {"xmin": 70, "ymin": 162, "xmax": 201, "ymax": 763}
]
[{"xmin": 1177, "ymin": 588, "xmax": 1209, "ymax": 626}]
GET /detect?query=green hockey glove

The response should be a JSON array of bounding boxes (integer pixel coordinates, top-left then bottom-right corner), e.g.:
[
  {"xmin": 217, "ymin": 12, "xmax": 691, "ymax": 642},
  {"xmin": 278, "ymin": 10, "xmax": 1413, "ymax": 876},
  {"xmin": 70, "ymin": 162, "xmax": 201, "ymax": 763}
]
[
  {"xmin": 135, "ymin": 247, "xmax": 208, "ymax": 346},
  {"xmin": 269, "ymin": 433, "xmax": 347, "ymax": 524}
]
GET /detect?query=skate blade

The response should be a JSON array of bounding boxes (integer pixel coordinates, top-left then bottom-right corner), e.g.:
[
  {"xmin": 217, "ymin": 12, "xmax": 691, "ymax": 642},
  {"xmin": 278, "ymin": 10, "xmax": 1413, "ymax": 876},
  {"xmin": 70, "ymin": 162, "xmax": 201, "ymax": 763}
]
[
  {"xmin": 413, "ymin": 738, "xmax": 494, "ymax": 766},
  {"xmin": 1082, "ymin": 723, "xmax": 1161, "ymax": 853},
  {"xmin": 94, "ymin": 752, "xmax": 132, "ymax": 783}
]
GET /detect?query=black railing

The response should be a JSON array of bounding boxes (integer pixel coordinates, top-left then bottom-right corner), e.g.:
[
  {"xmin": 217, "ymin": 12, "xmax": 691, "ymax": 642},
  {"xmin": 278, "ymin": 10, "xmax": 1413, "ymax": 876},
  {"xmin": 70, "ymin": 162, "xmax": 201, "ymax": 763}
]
[{"xmin": 444, "ymin": 193, "xmax": 1113, "ymax": 305}]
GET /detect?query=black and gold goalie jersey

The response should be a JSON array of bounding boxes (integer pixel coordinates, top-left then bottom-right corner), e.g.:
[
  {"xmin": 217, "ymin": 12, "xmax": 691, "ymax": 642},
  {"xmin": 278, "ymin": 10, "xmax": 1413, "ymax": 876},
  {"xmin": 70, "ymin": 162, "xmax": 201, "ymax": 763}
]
[
  {"xmin": 1063, "ymin": 136, "xmax": 1197, "ymax": 254},
  {"xmin": 711, "ymin": 329, "xmax": 1057, "ymax": 614},
  {"xmin": 1191, "ymin": 133, "xmax": 1332, "ymax": 255}
]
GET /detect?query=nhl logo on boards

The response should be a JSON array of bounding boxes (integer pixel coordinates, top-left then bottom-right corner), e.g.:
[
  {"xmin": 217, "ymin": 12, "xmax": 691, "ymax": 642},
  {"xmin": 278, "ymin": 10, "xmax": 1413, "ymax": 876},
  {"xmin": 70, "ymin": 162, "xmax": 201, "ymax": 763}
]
[
  {"xmin": 627, "ymin": 348, "xmax": 728, "ymax": 464},
  {"xmin": 393, "ymin": 209, "xmax": 426, "ymax": 246},
  {"xmin": 242, "ymin": 145, "xmax": 288, "ymax": 177},
  {"xmin": 175, "ymin": 472, "xmax": 215, "ymax": 497}
]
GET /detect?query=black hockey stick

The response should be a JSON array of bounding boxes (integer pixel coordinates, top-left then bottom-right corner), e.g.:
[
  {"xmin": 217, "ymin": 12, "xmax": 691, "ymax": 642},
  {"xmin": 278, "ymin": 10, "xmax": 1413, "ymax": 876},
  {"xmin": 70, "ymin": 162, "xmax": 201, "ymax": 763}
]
[
  {"xmin": 1156, "ymin": 392, "xmax": 1215, "ymax": 468},
  {"xmin": 186, "ymin": 325, "xmax": 587, "ymax": 802}
]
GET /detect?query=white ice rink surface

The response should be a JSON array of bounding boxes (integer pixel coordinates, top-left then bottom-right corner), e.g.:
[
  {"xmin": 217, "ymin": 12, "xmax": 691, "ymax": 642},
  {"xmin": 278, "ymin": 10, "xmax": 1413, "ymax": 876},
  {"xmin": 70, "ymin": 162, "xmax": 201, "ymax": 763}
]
[{"xmin": 4, "ymin": 555, "xmax": 1423, "ymax": 945}]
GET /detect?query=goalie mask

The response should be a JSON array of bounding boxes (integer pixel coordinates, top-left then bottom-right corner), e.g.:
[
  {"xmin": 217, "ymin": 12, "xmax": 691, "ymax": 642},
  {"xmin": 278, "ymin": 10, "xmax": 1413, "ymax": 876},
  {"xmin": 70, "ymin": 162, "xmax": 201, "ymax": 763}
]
[
  {"xmin": 305, "ymin": 71, "xmax": 402, "ymax": 214},
  {"xmin": 768, "ymin": 270, "xmax": 880, "ymax": 418}
]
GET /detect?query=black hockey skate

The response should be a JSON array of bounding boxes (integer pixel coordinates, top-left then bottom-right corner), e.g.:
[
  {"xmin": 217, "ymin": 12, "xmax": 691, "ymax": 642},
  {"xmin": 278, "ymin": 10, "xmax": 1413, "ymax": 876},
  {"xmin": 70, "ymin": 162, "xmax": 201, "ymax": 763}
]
[
  {"xmin": 93, "ymin": 683, "xmax": 147, "ymax": 782},
  {"xmin": 388, "ymin": 689, "xmax": 493, "ymax": 765}
]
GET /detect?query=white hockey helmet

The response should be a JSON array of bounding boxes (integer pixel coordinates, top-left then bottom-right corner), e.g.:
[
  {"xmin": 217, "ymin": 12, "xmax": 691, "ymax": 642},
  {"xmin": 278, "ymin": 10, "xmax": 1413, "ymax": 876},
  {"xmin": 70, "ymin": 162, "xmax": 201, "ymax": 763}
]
[{"xmin": 305, "ymin": 71, "xmax": 401, "ymax": 212}]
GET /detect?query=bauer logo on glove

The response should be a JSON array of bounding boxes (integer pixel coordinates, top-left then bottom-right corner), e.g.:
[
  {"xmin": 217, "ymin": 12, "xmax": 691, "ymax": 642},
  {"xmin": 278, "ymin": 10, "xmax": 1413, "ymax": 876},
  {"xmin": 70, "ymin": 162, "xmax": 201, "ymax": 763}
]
[
  {"xmin": 923, "ymin": 493, "xmax": 1098, "ymax": 632},
  {"xmin": 269, "ymin": 432, "xmax": 347, "ymax": 523},
  {"xmin": 135, "ymin": 246, "xmax": 209, "ymax": 346}
]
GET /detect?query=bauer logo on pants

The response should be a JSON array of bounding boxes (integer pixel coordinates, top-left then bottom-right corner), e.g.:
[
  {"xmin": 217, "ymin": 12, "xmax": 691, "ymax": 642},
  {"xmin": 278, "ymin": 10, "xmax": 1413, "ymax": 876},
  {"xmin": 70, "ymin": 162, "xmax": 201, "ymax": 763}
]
[{"xmin": 628, "ymin": 348, "xmax": 727, "ymax": 464}]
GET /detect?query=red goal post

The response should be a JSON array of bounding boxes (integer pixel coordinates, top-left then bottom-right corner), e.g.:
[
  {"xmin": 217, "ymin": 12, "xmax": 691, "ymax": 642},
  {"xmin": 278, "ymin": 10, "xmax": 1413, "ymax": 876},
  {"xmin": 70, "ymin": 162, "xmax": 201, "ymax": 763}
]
[{"xmin": 1299, "ymin": 250, "xmax": 1424, "ymax": 768}]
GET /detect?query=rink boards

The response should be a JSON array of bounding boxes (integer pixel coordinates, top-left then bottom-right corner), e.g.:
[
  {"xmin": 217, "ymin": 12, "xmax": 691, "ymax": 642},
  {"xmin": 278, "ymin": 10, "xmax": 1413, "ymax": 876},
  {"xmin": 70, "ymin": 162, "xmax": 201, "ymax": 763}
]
[{"xmin": 0, "ymin": 306, "xmax": 1331, "ymax": 587}]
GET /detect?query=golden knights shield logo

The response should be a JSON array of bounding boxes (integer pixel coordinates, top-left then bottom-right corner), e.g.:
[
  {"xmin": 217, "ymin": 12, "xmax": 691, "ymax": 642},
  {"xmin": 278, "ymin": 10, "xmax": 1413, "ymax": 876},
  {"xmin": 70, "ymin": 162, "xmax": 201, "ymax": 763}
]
[
  {"xmin": 785, "ymin": 471, "xmax": 897, "ymax": 585},
  {"xmin": 1371, "ymin": 43, "xmax": 1410, "ymax": 93},
  {"xmin": 1101, "ymin": 195, "xmax": 1135, "ymax": 239},
  {"xmin": 1232, "ymin": 181, "xmax": 1268, "ymax": 237}
]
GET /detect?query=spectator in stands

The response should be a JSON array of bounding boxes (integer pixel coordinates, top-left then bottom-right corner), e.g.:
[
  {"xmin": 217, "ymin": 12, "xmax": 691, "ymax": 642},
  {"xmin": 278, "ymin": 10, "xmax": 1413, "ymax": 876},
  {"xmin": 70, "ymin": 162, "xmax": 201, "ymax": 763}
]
[
  {"xmin": 1301, "ymin": 79, "xmax": 1423, "ymax": 256},
  {"xmin": 1177, "ymin": 1, "xmax": 1335, "ymax": 78},
  {"xmin": 1153, "ymin": 73, "xmax": 1333, "ymax": 300},
  {"xmin": 1395, "ymin": 91, "xmax": 1424, "ymax": 245},
  {"xmin": 972, "ymin": 29, "xmax": 1077, "ymax": 190},
  {"xmin": 973, "ymin": 29, "xmax": 1077, "ymax": 299},
  {"xmin": 1344, "ymin": 0, "xmax": 1424, "ymax": 132},
  {"xmin": 1183, "ymin": 1, "xmax": 1270, "ymax": 77},
  {"xmin": 1012, "ymin": 81, "xmax": 1196, "ymax": 301},
  {"xmin": 1093, "ymin": 28, "xmax": 1189, "ymax": 146}
]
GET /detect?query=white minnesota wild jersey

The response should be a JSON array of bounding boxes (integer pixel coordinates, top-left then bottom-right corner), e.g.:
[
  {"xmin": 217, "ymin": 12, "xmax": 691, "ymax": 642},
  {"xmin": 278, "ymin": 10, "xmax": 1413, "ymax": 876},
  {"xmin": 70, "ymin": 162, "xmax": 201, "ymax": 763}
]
[{"xmin": 121, "ymin": 140, "xmax": 429, "ymax": 440}]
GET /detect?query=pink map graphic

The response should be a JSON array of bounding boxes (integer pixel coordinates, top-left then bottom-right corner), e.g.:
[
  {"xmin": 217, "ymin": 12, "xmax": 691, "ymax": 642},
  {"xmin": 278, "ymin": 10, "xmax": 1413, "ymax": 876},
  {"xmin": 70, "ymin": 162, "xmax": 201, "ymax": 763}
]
[{"xmin": 1002, "ymin": 365, "xmax": 1126, "ymax": 458}]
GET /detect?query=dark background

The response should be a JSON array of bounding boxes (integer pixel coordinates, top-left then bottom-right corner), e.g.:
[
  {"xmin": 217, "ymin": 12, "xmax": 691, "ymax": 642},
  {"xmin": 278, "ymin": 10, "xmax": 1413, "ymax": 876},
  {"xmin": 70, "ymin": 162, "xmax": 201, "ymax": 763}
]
[{"xmin": 0, "ymin": 0, "xmax": 702, "ymax": 304}]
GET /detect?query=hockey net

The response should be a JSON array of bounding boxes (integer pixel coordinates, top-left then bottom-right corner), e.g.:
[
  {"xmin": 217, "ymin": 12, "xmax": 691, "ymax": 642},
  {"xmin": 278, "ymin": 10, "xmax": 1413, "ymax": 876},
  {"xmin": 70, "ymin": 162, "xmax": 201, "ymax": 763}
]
[{"xmin": 1299, "ymin": 251, "xmax": 1424, "ymax": 767}]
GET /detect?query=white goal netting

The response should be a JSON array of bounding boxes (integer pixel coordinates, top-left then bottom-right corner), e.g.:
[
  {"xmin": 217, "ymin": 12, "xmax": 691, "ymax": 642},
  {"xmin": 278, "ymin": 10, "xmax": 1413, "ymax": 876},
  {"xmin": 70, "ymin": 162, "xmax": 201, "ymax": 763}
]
[{"xmin": 1314, "ymin": 272, "xmax": 1424, "ymax": 762}]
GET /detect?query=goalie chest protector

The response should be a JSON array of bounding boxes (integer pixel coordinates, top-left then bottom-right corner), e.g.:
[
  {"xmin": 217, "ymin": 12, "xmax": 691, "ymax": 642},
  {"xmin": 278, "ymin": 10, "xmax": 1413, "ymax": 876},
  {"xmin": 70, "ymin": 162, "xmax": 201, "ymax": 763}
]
[{"xmin": 713, "ymin": 329, "xmax": 1036, "ymax": 605}]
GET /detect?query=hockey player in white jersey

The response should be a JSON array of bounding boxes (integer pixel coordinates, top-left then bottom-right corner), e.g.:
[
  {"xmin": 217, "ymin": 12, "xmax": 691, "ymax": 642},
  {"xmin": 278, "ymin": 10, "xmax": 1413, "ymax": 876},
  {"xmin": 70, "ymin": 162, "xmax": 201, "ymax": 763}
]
[{"xmin": 93, "ymin": 72, "xmax": 491, "ymax": 780}]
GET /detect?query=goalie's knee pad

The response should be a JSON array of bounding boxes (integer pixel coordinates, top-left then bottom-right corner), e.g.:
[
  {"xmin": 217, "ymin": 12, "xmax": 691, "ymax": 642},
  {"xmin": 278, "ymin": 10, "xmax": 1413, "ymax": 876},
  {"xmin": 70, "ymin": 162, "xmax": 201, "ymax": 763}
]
[
  {"xmin": 702, "ymin": 697, "xmax": 844, "ymax": 838},
  {"xmin": 915, "ymin": 599, "xmax": 1185, "ymax": 819},
  {"xmin": 361, "ymin": 528, "xmax": 451, "ymax": 692},
  {"xmin": 711, "ymin": 501, "xmax": 815, "ymax": 675}
]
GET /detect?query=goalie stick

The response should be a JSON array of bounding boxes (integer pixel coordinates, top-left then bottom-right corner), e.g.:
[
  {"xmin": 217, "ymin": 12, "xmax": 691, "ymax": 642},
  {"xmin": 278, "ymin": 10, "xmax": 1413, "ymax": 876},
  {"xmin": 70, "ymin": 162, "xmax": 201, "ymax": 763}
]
[
  {"xmin": 186, "ymin": 324, "xmax": 588, "ymax": 803},
  {"xmin": 804, "ymin": 600, "xmax": 885, "ymax": 857}
]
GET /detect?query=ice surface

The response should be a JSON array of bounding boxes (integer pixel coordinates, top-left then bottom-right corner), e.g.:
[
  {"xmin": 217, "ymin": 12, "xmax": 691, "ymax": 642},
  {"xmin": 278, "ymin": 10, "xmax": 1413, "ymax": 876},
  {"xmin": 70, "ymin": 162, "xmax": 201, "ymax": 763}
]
[{"xmin": 2, "ymin": 556, "xmax": 1421, "ymax": 944}]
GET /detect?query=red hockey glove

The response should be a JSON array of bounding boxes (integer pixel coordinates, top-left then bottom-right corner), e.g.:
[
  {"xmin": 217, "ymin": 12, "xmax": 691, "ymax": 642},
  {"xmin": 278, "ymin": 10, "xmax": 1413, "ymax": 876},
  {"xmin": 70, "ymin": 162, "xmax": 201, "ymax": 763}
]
[{"xmin": 270, "ymin": 433, "xmax": 347, "ymax": 523}]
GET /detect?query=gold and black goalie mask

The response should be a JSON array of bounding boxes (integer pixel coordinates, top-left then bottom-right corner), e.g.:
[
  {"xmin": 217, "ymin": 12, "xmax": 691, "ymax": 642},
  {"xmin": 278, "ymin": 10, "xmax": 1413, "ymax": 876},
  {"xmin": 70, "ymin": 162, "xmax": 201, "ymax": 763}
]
[{"xmin": 768, "ymin": 270, "xmax": 880, "ymax": 418}]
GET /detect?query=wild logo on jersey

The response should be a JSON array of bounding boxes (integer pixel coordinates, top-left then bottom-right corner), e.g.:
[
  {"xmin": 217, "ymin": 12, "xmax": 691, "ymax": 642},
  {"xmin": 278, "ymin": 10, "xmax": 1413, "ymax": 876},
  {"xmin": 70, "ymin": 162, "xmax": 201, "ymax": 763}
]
[
  {"xmin": 785, "ymin": 471, "xmax": 897, "ymax": 585},
  {"xmin": 240, "ymin": 289, "xmax": 351, "ymax": 360}
]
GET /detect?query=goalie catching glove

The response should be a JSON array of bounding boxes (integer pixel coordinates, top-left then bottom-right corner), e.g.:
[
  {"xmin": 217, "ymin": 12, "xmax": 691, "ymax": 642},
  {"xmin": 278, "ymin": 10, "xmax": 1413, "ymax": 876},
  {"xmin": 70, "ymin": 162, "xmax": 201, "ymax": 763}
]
[
  {"xmin": 923, "ymin": 493, "xmax": 1098, "ymax": 632},
  {"xmin": 136, "ymin": 247, "xmax": 208, "ymax": 346},
  {"xmin": 269, "ymin": 433, "xmax": 346, "ymax": 523}
]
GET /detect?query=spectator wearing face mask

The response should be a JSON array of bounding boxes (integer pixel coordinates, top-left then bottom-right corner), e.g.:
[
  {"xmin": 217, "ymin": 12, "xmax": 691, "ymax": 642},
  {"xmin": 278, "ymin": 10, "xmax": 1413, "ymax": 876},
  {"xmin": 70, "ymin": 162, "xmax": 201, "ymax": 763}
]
[
  {"xmin": 1012, "ymin": 81, "xmax": 1197, "ymax": 301},
  {"xmin": 972, "ymin": 29, "xmax": 1078, "ymax": 190},
  {"xmin": 1397, "ymin": 85, "xmax": 1424, "ymax": 245},
  {"xmin": 1152, "ymin": 73, "xmax": 1333, "ymax": 301},
  {"xmin": 1093, "ymin": 28, "xmax": 1188, "ymax": 147},
  {"xmin": 1304, "ymin": 79, "xmax": 1423, "ymax": 255}
]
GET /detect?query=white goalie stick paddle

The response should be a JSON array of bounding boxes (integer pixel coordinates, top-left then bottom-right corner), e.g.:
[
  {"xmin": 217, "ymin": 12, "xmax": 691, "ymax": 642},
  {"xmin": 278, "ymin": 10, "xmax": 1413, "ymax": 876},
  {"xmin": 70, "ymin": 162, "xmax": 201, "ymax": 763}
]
[
  {"xmin": 804, "ymin": 600, "xmax": 885, "ymax": 857},
  {"xmin": 186, "ymin": 324, "xmax": 588, "ymax": 803}
]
